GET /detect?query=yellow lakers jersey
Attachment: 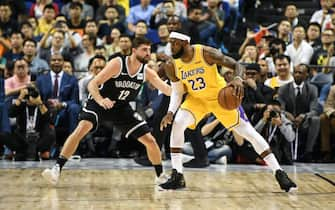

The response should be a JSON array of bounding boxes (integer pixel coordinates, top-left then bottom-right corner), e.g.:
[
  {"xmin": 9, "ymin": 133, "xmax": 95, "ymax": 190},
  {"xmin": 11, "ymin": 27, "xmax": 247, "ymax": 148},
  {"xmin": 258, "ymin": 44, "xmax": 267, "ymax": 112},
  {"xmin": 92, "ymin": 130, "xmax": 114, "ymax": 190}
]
[{"xmin": 174, "ymin": 45, "xmax": 226, "ymax": 100}]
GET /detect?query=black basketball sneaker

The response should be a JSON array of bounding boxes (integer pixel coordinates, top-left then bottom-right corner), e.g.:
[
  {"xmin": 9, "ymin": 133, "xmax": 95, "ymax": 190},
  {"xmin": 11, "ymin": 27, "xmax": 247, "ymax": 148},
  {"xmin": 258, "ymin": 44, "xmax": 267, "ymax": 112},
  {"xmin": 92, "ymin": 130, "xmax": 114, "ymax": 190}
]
[
  {"xmin": 275, "ymin": 169, "xmax": 298, "ymax": 192},
  {"xmin": 159, "ymin": 169, "xmax": 186, "ymax": 190}
]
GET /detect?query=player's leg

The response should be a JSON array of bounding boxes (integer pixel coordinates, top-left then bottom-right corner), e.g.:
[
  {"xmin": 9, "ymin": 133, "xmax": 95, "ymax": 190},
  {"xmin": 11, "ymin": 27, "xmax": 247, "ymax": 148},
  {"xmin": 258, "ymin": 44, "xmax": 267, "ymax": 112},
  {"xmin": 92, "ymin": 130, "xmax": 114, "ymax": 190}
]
[
  {"xmin": 232, "ymin": 118, "xmax": 297, "ymax": 192},
  {"xmin": 42, "ymin": 120, "xmax": 93, "ymax": 185},
  {"xmin": 137, "ymin": 132, "xmax": 163, "ymax": 178},
  {"xmin": 42, "ymin": 101, "xmax": 100, "ymax": 185},
  {"xmin": 159, "ymin": 109, "xmax": 195, "ymax": 190}
]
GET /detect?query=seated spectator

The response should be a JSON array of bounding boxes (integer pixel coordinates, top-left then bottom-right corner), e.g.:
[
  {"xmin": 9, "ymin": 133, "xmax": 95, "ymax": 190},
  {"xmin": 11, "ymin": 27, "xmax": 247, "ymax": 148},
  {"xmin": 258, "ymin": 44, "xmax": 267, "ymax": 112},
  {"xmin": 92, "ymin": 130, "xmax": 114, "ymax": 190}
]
[
  {"xmin": 84, "ymin": 19, "xmax": 103, "ymax": 46},
  {"xmin": 105, "ymin": 28, "xmax": 121, "ymax": 56},
  {"xmin": 202, "ymin": 0, "xmax": 225, "ymax": 45},
  {"xmin": 95, "ymin": 0, "xmax": 126, "ymax": 23},
  {"xmin": 265, "ymin": 54, "xmax": 294, "ymax": 93},
  {"xmin": 127, "ymin": 0, "xmax": 155, "ymax": 33},
  {"xmin": 242, "ymin": 63, "xmax": 273, "ymax": 125},
  {"xmin": 49, "ymin": 16, "xmax": 82, "ymax": 49},
  {"xmin": 38, "ymin": 30, "xmax": 82, "ymax": 64},
  {"xmin": 258, "ymin": 58, "xmax": 270, "ymax": 83},
  {"xmin": 285, "ymin": 25, "xmax": 314, "ymax": 67},
  {"xmin": 98, "ymin": 5, "xmax": 126, "ymax": 38},
  {"xmin": 62, "ymin": 59, "xmax": 74, "ymax": 75},
  {"xmin": 94, "ymin": 45, "xmax": 108, "ymax": 60},
  {"xmin": 306, "ymin": 22, "xmax": 322, "ymax": 51},
  {"xmin": 28, "ymin": 17, "xmax": 41, "ymax": 38},
  {"xmin": 134, "ymin": 20, "xmax": 148, "ymax": 39},
  {"xmin": 22, "ymin": 39, "xmax": 49, "ymax": 76},
  {"xmin": 108, "ymin": 34, "xmax": 132, "ymax": 60},
  {"xmin": 5, "ymin": 59, "xmax": 30, "ymax": 96},
  {"xmin": 284, "ymin": 4, "xmax": 307, "ymax": 28},
  {"xmin": 36, "ymin": 53, "xmax": 80, "ymax": 136},
  {"xmin": 153, "ymin": 0, "xmax": 187, "ymax": 20},
  {"xmin": 320, "ymin": 75, "xmax": 335, "ymax": 162},
  {"xmin": 187, "ymin": 5, "xmax": 217, "ymax": 46},
  {"xmin": 61, "ymin": 0, "xmax": 94, "ymax": 20},
  {"xmin": 0, "ymin": 2, "xmax": 18, "ymax": 38},
  {"xmin": 19, "ymin": 21, "xmax": 41, "ymax": 41},
  {"xmin": 310, "ymin": 0, "xmax": 333, "ymax": 31},
  {"xmin": 38, "ymin": 4, "xmax": 56, "ymax": 35},
  {"xmin": 310, "ymin": 29, "xmax": 335, "ymax": 91},
  {"xmin": 239, "ymin": 43, "xmax": 258, "ymax": 63},
  {"xmin": 276, "ymin": 19, "xmax": 292, "ymax": 45},
  {"xmin": 0, "ymin": 87, "xmax": 55, "ymax": 160},
  {"xmin": 3, "ymin": 31, "xmax": 24, "ymax": 62},
  {"xmin": 261, "ymin": 38, "xmax": 287, "ymax": 77},
  {"xmin": 78, "ymin": 55, "xmax": 106, "ymax": 106},
  {"xmin": 150, "ymin": 0, "xmax": 177, "ymax": 29},
  {"xmin": 255, "ymin": 100, "xmax": 295, "ymax": 165},
  {"xmin": 278, "ymin": 64, "xmax": 319, "ymax": 162},
  {"xmin": 152, "ymin": 24, "xmax": 170, "ymax": 55},
  {"xmin": 29, "ymin": 0, "xmax": 59, "ymax": 19},
  {"xmin": 67, "ymin": 2, "xmax": 86, "ymax": 37},
  {"xmin": 73, "ymin": 33, "xmax": 96, "ymax": 78}
]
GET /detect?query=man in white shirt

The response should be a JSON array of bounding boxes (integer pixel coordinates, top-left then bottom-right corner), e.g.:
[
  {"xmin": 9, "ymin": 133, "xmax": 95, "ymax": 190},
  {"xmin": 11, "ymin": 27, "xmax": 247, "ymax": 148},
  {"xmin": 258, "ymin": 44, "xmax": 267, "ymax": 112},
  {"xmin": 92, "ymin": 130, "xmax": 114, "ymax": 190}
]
[{"xmin": 285, "ymin": 25, "xmax": 314, "ymax": 67}]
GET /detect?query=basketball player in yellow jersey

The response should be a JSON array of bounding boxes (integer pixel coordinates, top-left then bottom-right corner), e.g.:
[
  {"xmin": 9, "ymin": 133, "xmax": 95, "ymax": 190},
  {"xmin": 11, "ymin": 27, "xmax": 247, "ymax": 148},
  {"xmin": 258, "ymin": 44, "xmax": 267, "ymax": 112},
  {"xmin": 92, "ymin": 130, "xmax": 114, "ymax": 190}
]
[{"xmin": 159, "ymin": 31, "xmax": 297, "ymax": 192}]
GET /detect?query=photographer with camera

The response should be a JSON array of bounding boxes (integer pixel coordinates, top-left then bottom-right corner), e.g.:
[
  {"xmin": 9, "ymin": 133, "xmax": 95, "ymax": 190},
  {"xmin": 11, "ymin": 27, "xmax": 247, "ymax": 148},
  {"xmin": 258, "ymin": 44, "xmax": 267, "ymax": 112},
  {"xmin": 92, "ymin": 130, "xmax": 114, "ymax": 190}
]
[
  {"xmin": 0, "ymin": 83, "xmax": 55, "ymax": 160},
  {"xmin": 255, "ymin": 100, "xmax": 295, "ymax": 165}
]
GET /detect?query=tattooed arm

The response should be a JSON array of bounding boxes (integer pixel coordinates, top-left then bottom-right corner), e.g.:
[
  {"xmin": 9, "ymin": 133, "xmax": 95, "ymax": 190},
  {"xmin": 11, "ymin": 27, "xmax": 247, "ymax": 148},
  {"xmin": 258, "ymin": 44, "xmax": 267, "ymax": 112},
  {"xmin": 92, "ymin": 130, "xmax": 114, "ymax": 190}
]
[
  {"xmin": 203, "ymin": 46, "xmax": 245, "ymax": 79},
  {"xmin": 203, "ymin": 46, "xmax": 244, "ymax": 98}
]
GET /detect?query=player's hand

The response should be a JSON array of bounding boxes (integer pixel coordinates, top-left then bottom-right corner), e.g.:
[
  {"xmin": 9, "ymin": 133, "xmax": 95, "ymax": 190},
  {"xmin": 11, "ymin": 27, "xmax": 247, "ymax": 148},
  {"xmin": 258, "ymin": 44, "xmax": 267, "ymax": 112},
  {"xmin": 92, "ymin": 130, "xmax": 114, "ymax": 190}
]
[
  {"xmin": 98, "ymin": 98, "xmax": 115, "ymax": 110},
  {"xmin": 229, "ymin": 77, "xmax": 244, "ymax": 99},
  {"xmin": 160, "ymin": 111, "xmax": 174, "ymax": 131}
]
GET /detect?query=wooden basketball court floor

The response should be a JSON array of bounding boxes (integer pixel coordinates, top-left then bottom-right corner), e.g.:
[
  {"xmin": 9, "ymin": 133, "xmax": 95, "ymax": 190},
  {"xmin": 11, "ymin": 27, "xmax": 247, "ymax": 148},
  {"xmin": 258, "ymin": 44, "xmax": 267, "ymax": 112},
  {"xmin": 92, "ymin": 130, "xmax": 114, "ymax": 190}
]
[{"xmin": 0, "ymin": 158, "xmax": 334, "ymax": 210}]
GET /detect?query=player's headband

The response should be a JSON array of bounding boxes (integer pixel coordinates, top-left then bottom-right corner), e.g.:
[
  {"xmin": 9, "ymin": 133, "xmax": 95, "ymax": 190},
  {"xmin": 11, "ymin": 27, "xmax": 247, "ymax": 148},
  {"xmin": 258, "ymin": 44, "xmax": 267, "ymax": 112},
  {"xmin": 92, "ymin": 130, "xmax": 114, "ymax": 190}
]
[{"xmin": 169, "ymin": 32, "xmax": 191, "ymax": 43}]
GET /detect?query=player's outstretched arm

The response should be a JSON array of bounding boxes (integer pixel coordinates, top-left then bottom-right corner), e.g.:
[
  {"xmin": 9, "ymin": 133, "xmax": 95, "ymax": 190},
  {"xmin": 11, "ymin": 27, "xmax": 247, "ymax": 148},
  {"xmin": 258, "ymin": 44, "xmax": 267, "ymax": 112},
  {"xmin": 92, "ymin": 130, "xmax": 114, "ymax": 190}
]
[
  {"xmin": 202, "ymin": 46, "xmax": 245, "ymax": 98},
  {"xmin": 88, "ymin": 58, "xmax": 121, "ymax": 109},
  {"xmin": 145, "ymin": 66, "xmax": 172, "ymax": 96}
]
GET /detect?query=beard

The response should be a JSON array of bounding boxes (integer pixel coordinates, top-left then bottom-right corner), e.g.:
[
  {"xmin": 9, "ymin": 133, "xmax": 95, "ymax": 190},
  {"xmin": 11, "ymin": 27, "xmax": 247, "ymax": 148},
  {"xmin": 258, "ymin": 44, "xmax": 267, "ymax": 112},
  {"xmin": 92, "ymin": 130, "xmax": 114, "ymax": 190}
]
[
  {"xmin": 172, "ymin": 47, "xmax": 184, "ymax": 59},
  {"xmin": 136, "ymin": 55, "xmax": 150, "ymax": 64}
]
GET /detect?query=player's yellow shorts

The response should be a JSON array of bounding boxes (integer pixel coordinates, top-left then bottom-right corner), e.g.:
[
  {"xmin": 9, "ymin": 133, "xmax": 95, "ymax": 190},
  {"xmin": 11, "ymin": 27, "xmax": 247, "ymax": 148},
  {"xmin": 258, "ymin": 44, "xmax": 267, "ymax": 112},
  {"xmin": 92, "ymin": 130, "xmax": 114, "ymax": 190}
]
[{"xmin": 180, "ymin": 94, "xmax": 241, "ymax": 130}]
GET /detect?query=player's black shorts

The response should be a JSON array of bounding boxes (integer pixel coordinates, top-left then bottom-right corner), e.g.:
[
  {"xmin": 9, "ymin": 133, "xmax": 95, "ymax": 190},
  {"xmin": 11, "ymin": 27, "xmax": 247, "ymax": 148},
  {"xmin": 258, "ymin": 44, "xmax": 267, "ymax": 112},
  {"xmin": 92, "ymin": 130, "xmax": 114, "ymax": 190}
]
[{"xmin": 78, "ymin": 100, "xmax": 151, "ymax": 139}]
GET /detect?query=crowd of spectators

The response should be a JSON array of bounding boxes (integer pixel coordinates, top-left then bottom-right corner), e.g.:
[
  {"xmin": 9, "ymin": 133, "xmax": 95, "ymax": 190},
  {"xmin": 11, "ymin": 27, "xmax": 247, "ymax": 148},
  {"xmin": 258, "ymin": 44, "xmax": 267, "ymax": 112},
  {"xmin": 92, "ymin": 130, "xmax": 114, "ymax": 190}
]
[{"xmin": 0, "ymin": 0, "xmax": 334, "ymax": 166}]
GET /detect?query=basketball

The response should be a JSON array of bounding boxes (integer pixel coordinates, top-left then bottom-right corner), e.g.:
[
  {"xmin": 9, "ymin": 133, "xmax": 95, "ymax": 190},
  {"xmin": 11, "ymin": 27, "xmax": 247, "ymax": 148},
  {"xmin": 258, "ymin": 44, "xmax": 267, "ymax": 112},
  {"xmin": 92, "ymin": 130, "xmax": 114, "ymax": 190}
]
[{"xmin": 218, "ymin": 86, "xmax": 242, "ymax": 110}]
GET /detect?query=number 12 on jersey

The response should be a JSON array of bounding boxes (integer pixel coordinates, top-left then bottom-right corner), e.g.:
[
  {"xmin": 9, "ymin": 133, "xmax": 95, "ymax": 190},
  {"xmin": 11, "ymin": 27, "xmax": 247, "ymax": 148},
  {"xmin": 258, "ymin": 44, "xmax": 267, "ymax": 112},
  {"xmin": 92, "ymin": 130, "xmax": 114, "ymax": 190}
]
[{"xmin": 118, "ymin": 90, "xmax": 130, "ymax": 100}]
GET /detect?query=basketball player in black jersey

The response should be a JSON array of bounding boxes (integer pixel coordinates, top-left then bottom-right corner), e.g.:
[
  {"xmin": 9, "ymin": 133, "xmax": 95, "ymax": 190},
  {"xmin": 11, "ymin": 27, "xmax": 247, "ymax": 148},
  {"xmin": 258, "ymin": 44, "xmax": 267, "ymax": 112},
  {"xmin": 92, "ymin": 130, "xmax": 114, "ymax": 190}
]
[{"xmin": 42, "ymin": 37, "xmax": 171, "ymax": 185}]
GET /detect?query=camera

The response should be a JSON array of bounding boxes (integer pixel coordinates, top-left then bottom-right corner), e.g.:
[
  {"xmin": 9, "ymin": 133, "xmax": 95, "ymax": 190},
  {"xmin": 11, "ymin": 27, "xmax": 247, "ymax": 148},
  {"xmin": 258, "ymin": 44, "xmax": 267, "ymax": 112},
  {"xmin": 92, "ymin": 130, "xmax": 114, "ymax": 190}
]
[
  {"xmin": 26, "ymin": 84, "xmax": 40, "ymax": 98},
  {"xmin": 269, "ymin": 110, "xmax": 279, "ymax": 119}
]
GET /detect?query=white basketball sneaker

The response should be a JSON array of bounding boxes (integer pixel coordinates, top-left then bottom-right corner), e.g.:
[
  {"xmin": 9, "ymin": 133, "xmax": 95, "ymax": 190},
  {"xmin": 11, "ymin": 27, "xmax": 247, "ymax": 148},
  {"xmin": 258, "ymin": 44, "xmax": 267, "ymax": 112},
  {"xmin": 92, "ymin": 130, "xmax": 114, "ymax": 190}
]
[
  {"xmin": 42, "ymin": 164, "xmax": 61, "ymax": 185},
  {"xmin": 155, "ymin": 172, "xmax": 170, "ymax": 185}
]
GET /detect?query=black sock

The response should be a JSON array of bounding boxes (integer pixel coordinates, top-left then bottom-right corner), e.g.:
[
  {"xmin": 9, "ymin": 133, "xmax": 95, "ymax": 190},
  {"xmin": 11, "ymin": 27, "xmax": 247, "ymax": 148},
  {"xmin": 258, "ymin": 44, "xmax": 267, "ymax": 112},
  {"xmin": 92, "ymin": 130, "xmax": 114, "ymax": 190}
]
[
  {"xmin": 56, "ymin": 155, "xmax": 68, "ymax": 171},
  {"xmin": 154, "ymin": 164, "xmax": 163, "ymax": 177}
]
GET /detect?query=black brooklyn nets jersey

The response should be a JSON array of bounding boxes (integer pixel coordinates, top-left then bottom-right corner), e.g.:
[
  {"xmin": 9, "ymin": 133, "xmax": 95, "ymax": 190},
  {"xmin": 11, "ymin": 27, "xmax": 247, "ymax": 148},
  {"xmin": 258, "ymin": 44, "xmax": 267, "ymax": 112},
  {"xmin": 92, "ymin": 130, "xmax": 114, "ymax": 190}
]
[{"xmin": 88, "ymin": 56, "xmax": 145, "ymax": 106}]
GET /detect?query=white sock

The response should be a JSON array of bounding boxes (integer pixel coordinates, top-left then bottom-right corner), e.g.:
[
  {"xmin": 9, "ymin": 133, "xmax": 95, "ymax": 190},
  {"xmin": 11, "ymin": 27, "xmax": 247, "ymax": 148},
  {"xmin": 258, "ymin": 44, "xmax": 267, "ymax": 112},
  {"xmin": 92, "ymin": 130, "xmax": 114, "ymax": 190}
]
[
  {"xmin": 171, "ymin": 152, "xmax": 183, "ymax": 173},
  {"xmin": 263, "ymin": 153, "xmax": 282, "ymax": 174}
]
